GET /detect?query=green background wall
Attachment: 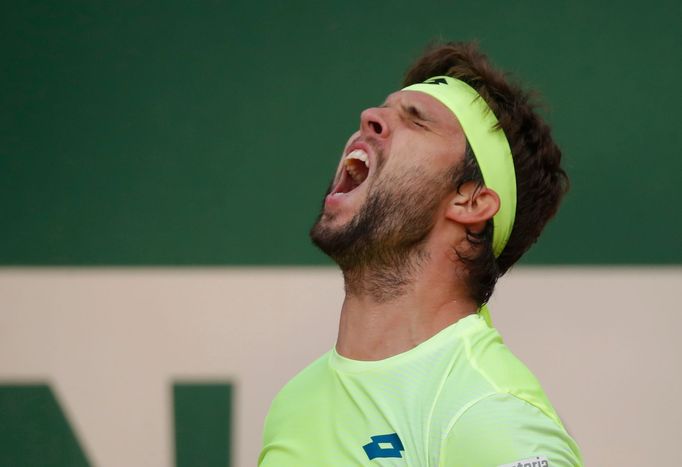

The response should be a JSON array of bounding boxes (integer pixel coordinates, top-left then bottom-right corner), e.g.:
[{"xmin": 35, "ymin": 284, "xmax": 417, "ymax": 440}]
[{"xmin": 2, "ymin": 0, "xmax": 680, "ymax": 265}]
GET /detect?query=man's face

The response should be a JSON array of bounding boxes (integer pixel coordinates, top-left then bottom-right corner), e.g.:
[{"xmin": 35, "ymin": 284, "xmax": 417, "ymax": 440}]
[{"xmin": 310, "ymin": 90, "xmax": 467, "ymax": 271}]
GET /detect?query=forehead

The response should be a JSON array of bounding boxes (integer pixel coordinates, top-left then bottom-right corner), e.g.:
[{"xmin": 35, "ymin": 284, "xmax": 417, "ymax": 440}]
[{"xmin": 384, "ymin": 90, "xmax": 462, "ymax": 133}]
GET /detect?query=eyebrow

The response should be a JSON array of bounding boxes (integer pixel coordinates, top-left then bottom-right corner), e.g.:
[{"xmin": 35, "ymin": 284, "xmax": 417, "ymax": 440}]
[
  {"xmin": 379, "ymin": 102, "xmax": 431, "ymax": 121},
  {"xmin": 403, "ymin": 104, "xmax": 430, "ymax": 121}
]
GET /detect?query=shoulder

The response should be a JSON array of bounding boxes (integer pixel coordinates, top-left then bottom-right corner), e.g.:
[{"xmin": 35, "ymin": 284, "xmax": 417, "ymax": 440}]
[
  {"xmin": 263, "ymin": 352, "xmax": 332, "ymax": 430},
  {"xmin": 451, "ymin": 316, "xmax": 563, "ymax": 426},
  {"xmin": 268, "ymin": 351, "xmax": 331, "ymax": 408},
  {"xmin": 434, "ymin": 316, "xmax": 582, "ymax": 466},
  {"xmin": 260, "ymin": 352, "xmax": 334, "ymax": 466},
  {"xmin": 440, "ymin": 392, "xmax": 583, "ymax": 467}
]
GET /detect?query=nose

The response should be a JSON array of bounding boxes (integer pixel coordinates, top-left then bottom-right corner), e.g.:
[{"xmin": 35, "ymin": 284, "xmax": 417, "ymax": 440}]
[{"xmin": 360, "ymin": 107, "xmax": 390, "ymax": 139}]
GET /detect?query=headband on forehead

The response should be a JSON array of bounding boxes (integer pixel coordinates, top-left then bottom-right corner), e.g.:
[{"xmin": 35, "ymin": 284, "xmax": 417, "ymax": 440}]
[{"xmin": 401, "ymin": 76, "xmax": 516, "ymax": 259}]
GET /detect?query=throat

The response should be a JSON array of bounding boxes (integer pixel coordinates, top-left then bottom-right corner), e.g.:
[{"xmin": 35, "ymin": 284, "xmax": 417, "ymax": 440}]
[{"xmin": 341, "ymin": 246, "xmax": 429, "ymax": 304}]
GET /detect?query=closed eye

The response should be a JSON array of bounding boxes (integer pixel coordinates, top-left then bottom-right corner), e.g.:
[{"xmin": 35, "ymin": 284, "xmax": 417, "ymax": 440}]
[
  {"xmin": 403, "ymin": 105, "xmax": 430, "ymax": 129},
  {"xmin": 379, "ymin": 101, "xmax": 431, "ymax": 129}
]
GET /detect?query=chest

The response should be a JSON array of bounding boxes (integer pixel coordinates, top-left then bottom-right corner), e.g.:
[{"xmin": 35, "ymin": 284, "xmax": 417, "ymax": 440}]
[{"xmin": 261, "ymin": 370, "xmax": 444, "ymax": 466}]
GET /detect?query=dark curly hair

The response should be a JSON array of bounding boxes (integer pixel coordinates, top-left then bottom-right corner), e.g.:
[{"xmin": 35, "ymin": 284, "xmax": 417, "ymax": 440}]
[{"xmin": 402, "ymin": 41, "xmax": 569, "ymax": 305}]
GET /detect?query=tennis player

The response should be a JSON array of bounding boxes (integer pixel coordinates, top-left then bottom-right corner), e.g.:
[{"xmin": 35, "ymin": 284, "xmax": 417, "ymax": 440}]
[{"xmin": 259, "ymin": 41, "xmax": 583, "ymax": 466}]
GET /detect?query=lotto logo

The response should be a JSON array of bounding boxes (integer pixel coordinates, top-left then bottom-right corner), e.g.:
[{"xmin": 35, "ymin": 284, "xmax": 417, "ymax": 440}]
[{"xmin": 362, "ymin": 433, "xmax": 405, "ymax": 460}]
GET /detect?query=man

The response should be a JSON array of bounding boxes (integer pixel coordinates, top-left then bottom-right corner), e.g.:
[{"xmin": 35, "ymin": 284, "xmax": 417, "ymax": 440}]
[{"xmin": 259, "ymin": 42, "xmax": 583, "ymax": 466}]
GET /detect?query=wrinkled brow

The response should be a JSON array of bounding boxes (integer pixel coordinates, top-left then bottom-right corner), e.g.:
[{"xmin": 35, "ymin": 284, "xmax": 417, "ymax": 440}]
[{"xmin": 379, "ymin": 101, "xmax": 432, "ymax": 121}]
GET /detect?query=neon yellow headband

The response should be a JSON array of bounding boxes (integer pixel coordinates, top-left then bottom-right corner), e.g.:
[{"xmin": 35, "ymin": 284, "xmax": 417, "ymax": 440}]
[{"xmin": 402, "ymin": 76, "xmax": 517, "ymax": 258}]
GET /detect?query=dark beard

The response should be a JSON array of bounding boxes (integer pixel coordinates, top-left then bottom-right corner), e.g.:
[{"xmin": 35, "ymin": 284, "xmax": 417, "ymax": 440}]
[{"xmin": 309, "ymin": 168, "xmax": 446, "ymax": 302}]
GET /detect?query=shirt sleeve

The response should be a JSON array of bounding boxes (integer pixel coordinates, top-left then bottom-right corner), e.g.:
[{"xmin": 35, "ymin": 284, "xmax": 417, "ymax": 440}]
[{"xmin": 439, "ymin": 393, "xmax": 583, "ymax": 467}]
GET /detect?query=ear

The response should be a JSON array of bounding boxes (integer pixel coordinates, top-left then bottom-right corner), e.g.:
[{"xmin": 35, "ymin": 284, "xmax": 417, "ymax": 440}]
[{"xmin": 445, "ymin": 181, "xmax": 500, "ymax": 232}]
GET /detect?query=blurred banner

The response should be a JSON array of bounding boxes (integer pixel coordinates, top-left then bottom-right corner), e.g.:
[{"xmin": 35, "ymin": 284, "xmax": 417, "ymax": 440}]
[{"xmin": 1, "ymin": 1, "xmax": 680, "ymax": 466}]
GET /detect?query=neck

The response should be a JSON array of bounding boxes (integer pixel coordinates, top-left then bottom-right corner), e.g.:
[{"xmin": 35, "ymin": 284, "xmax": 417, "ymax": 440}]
[{"xmin": 335, "ymin": 247, "xmax": 477, "ymax": 361}]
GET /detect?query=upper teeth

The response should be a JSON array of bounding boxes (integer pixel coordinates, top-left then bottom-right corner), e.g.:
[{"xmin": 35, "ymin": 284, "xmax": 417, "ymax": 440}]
[{"xmin": 345, "ymin": 149, "xmax": 369, "ymax": 167}]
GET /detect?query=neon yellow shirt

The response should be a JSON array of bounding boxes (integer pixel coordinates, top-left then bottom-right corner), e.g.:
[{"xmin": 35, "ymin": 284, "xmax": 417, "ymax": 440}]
[{"xmin": 259, "ymin": 313, "xmax": 582, "ymax": 466}]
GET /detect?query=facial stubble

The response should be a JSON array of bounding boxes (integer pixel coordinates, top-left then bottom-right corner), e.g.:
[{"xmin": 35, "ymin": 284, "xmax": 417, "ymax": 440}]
[{"xmin": 310, "ymin": 165, "xmax": 451, "ymax": 303}]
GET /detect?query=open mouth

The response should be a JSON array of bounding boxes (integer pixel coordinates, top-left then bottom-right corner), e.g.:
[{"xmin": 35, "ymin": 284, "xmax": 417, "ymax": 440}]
[{"xmin": 330, "ymin": 149, "xmax": 370, "ymax": 196}]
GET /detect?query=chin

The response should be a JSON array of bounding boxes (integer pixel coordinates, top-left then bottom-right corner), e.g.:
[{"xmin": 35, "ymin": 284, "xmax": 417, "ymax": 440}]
[{"xmin": 311, "ymin": 216, "xmax": 342, "ymax": 243}]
